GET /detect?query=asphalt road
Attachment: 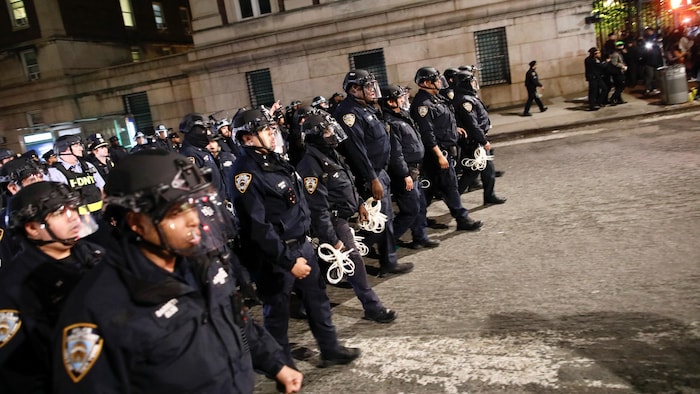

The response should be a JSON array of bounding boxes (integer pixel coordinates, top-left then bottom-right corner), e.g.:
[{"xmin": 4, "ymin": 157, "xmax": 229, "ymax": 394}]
[{"xmin": 255, "ymin": 112, "xmax": 700, "ymax": 393}]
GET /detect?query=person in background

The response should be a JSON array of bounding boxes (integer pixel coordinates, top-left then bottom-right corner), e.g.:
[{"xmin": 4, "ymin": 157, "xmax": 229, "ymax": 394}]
[
  {"xmin": 41, "ymin": 150, "xmax": 58, "ymax": 167},
  {"xmin": 522, "ymin": 60, "xmax": 547, "ymax": 116},
  {"xmin": 608, "ymin": 41, "xmax": 628, "ymax": 105},
  {"xmin": 107, "ymin": 136, "xmax": 128, "ymax": 164}
]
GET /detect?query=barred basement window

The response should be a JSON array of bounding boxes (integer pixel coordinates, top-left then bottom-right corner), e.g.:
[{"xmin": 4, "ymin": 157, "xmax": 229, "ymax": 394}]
[
  {"xmin": 349, "ymin": 49, "xmax": 388, "ymax": 88},
  {"xmin": 474, "ymin": 27, "xmax": 511, "ymax": 86},
  {"xmin": 123, "ymin": 92, "xmax": 153, "ymax": 144},
  {"xmin": 246, "ymin": 69, "xmax": 275, "ymax": 108}
]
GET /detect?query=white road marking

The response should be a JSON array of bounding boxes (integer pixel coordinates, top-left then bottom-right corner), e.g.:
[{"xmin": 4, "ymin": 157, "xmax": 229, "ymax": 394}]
[{"xmin": 497, "ymin": 129, "xmax": 606, "ymax": 147}]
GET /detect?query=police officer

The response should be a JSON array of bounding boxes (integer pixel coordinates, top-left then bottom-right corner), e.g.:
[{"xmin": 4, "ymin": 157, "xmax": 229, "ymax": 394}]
[
  {"xmin": 230, "ymin": 108, "xmax": 360, "ymax": 368},
  {"xmin": 295, "ymin": 113, "xmax": 397, "ymax": 323},
  {"xmin": 45, "ymin": 134, "xmax": 105, "ymax": 218},
  {"xmin": 52, "ymin": 150, "xmax": 302, "ymax": 393},
  {"xmin": 0, "ymin": 181, "xmax": 102, "ymax": 393},
  {"xmin": 410, "ymin": 67, "xmax": 482, "ymax": 231},
  {"xmin": 0, "ymin": 149, "xmax": 16, "ymax": 169},
  {"xmin": 215, "ymin": 118, "xmax": 242, "ymax": 158},
  {"xmin": 522, "ymin": 60, "xmax": 547, "ymax": 116},
  {"xmin": 153, "ymin": 124, "xmax": 174, "ymax": 152},
  {"xmin": 0, "ymin": 158, "xmax": 46, "ymax": 264},
  {"xmin": 85, "ymin": 133, "xmax": 115, "ymax": 180},
  {"xmin": 129, "ymin": 131, "xmax": 150, "ymax": 153},
  {"xmin": 452, "ymin": 71, "xmax": 507, "ymax": 205},
  {"xmin": 107, "ymin": 136, "xmax": 128, "ymax": 164},
  {"xmin": 334, "ymin": 70, "xmax": 414, "ymax": 276},
  {"xmin": 41, "ymin": 149, "xmax": 57, "ymax": 166},
  {"xmin": 311, "ymin": 95, "xmax": 330, "ymax": 111},
  {"xmin": 379, "ymin": 85, "xmax": 439, "ymax": 249},
  {"xmin": 179, "ymin": 113, "xmax": 228, "ymax": 202},
  {"xmin": 207, "ymin": 135, "xmax": 237, "ymax": 195}
]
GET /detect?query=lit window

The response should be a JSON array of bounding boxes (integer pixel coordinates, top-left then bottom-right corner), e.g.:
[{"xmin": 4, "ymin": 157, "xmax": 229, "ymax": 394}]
[
  {"xmin": 474, "ymin": 27, "xmax": 511, "ymax": 86},
  {"xmin": 246, "ymin": 69, "xmax": 275, "ymax": 107},
  {"xmin": 153, "ymin": 2, "xmax": 167, "ymax": 29},
  {"xmin": 237, "ymin": 0, "xmax": 271, "ymax": 19},
  {"xmin": 130, "ymin": 47, "xmax": 141, "ymax": 62},
  {"xmin": 179, "ymin": 6, "xmax": 192, "ymax": 35},
  {"xmin": 20, "ymin": 49, "xmax": 40, "ymax": 81},
  {"xmin": 119, "ymin": 0, "xmax": 135, "ymax": 27},
  {"xmin": 8, "ymin": 0, "xmax": 29, "ymax": 29}
]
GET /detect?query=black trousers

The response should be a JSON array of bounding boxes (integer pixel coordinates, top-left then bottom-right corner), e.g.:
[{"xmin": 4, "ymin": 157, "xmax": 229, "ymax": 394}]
[{"xmin": 523, "ymin": 88, "xmax": 544, "ymax": 113}]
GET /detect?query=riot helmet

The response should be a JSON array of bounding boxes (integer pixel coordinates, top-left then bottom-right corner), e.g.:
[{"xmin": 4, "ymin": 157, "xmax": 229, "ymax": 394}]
[
  {"xmin": 311, "ymin": 96, "xmax": 329, "ymax": 110},
  {"xmin": 343, "ymin": 70, "xmax": 382, "ymax": 103},
  {"xmin": 414, "ymin": 67, "xmax": 448, "ymax": 90},
  {"xmin": 9, "ymin": 181, "xmax": 98, "ymax": 244},
  {"xmin": 0, "ymin": 157, "xmax": 45, "ymax": 190},
  {"xmin": 454, "ymin": 70, "xmax": 479, "ymax": 94},
  {"xmin": 232, "ymin": 107, "xmax": 277, "ymax": 150},
  {"xmin": 301, "ymin": 113, "xmax": 347, "ymax": 150},
  {"xmin": 54, "ymin": 134, "xmax": 84, "ymax": 158},
  {"xmin": 379, "ymin": 84, "xmax": 409, "ymax": 111},
  {"xmin": 179, "ymin": 113, "xmax": 212, "ymax": 149},
  {"xmin": 443, "ymin": 68, "xmax": 460, "ymax": 87},
  {"xmin": 104, "ymin": 150, "xmax": 231, "ymax": 257}
]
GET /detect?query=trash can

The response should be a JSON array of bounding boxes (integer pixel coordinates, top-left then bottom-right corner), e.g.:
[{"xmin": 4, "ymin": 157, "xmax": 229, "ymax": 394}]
[{"xmin": 658, "ymin": 65, "xmax": 688, "ymax": 104}]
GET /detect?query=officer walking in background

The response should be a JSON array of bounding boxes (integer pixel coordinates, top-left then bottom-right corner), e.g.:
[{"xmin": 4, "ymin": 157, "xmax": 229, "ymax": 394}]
[
  {"xmin": 452, "ymin": 70, "xmax": 507, "ymax": 205},
  {"xmin": 380, "ymin": 84, "xmax": 438, "ymax": 249},
  {"xmin": 334, "ymin": 70, "xmax": 414, "ymax": 277},
  {"xmin": 0, "ymin": 181, "xmax": 102, "ymax": 393},
  {"xmin": 410, "ymin": 67, "xmax": 482, "ymax": 231},
  {"xmin": 51, "ymin": 150, "xmax": 302, "ymax": 393},
  {"xmin": 295, "ymin": 113, "xmax": 397, "ymax": 323},
  {"xmin": 522, "ymin": 60, "xmax": 547, "ymax": 116},
  {"xmin": 45, "ymin": 135, "xmax": 105, "ymax": 218},
  {"xmin": 231, "ymin": 108, "xmax": 360, "ymax": 369}
]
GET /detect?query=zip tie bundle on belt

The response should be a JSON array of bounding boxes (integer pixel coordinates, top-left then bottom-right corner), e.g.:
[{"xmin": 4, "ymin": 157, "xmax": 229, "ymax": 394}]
[
  {"xmin": 461, "ymin": 145, "xmax": 493, "ymax": 171},
  {"xmin": 442, "ymin": 149, "xmax": 456, "ymax": 168},
  {"xmin": 350, "ymin": 227, "xmax": 369, "ymax": 256},
  {"xmin": 358, "ymin": 197, "xmax": 387, "ymax": 233},
  {"xmin": 317, "ymin": 243, "xmax": 355, "ymax": 284}
]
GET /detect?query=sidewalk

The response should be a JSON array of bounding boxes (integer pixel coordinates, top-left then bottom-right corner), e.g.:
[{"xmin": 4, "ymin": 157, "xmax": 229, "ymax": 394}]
[{"xmin": 486, "ymin": 85, "xmax": 700, "ymax": 142}]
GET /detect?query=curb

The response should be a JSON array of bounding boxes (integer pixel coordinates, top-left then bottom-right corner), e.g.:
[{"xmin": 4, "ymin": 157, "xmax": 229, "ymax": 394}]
[{"xmin": 489, "ymin": 102, "xmax": 700, "ymax": 143}]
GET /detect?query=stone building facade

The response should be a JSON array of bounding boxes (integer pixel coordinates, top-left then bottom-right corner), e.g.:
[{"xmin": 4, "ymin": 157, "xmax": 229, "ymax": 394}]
[{"xmin": 0, "ymin": 0, "xmax": 595, "ymax": 154}]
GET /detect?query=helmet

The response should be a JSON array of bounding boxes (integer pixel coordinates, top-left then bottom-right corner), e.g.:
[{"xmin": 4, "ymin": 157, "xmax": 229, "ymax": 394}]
[
  {"xmin": 443, "ymin": 68, "xmax": 459, "ymax": 82},
  {"xmin": 8, "ymin": 181, "xmax": 97, "ymax": 243},
  {"xmin": 380, "ymin": 85, "xmax": 408, "ymax": 101},
  {"xmin": 156, "ymin": 124, "xmax": 169, "ymax": 133},
  {"xmin": 104, "ymin": 150, "xmax": 231, "ymax": 256},
  {"xmin": 54, "ymin": 134, "xmax": 83, "ymax": 154},
  {"xmin": 179, "ymin": 113, "xmax": 208, "ymax": 134},
  {"xmin": 292, "ymin": 106, "xmax": 314, "ymax": 126},
  {"xmin": 414, "ymin": 67, "xmax": 441, "ymax": 85},
  {"xmin": 41, "ymin": 149, "xmax": 56, "ymax": 162},
  {"xmin": 232, "ymin": 107, "xmax": 276, "ymax": 142},
  {"xmin": 454, "ymin": 70, "xmax": 478, "ymax": 93},
  {"xmin": 0, "ymin": 149, "xmax": 15, "ymax": 161},
  {"xmin": 0, "ymin": 157, "xmax": 44, "ymax": 185},
  {"xmin": 215, "ymin": 119, "xmax": 231, "ymax": 132},
  {"xmin": 301, "ymin": 112, "xmax": 347, "ymax": 149},
  {"xmin": 343, "ymin": 70, "xmax": 376, "ymax": 92},
  {"xmin": 311, "ymin": 96, "xmax": 329, "ymax": 109}
]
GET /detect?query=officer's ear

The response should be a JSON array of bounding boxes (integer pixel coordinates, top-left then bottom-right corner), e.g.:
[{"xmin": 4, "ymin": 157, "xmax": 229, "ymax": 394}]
[
  {"xmin": 126, "ymin": 211, "xmax": 148, "ymax": 237},
  {"xmin": 24, "ymin": 221, "xmax": 43, "ymax": 239}
]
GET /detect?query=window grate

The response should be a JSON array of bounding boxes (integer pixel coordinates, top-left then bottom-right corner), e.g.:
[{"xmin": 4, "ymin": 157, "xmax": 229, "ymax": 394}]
[
  {"xmin": 474, "ymin": 27, "xmax": 511, "ymax": 86},
  {"xmin": 246, "ymin": 69, "xmax": 275, "ymax": 108},
  {"xmin": 123, "ymin": 92, "xmax": 153, "ymax": 140},
  {"xmin": 349, "ymin": 49, "xmax": 388, "ymax": 88}
]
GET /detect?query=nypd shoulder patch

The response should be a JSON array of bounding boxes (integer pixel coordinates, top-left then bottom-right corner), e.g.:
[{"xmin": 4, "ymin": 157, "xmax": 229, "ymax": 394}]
[
  {"xmin": 462, "ymin": 102, "xmax": 473, "ymax": 112},
  {"xmin": 447, "ymin": 91, "xmax": 455, "ymax": 100},
  {"xmin": 187, "ymin": 156, "xmax": 196, "ymax": 164},
  {"xmin": 234, "ymin": 173, "xmax": 253, "ymax": 194},
  {"xmin": 304, "ymin": 177, "xmax": 318, "ymax": 194},
  {"xmin": 342, "ymin": 113, "xmax": 356, "ymax": 127},
  {"xmin": 0, "ymin": 309, "xmax": 21, "ymax": 348},
  {"xmin": 62, "ymin": 323, "xmax": 103, "ymax": 383},
  {"xmin": 418, "ymin": 106, "xmax": 429, "ymax": 117}
]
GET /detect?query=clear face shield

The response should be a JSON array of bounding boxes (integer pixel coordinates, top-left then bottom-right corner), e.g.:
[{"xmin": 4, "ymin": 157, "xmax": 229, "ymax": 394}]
[
  {"xmin": 155, "ymin": 188, "xmax": 233, "ymax": 258},
  {"xmin": 43, "ymin": 203, "xmax": 99, "ymax": 244},
  {"xmin": 323, "ymin": 119, "xmax": 348, "ymax": 148},
  {"xmin": 360, "ymin": 80, "xmax": 382, "ymax": 102}
]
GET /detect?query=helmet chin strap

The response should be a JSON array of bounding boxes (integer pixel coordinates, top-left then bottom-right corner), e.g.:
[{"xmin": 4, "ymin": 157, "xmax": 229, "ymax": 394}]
[
  {"xmin": 31, "ymin": 222, "xmax": 79, "ymax": 246},
  {"xmin": 255, "ymin": 134, "xmax": 273, "ymax": 152}
]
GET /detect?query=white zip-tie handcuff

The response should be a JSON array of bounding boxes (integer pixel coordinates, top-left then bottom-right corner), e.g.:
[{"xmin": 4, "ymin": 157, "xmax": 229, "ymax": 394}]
[
  {"xmin": 461, "ymin": 145, "xmax": 493, "ymax": 171},
  {"xmin": 358, "ymin": 197, "xmax": 387, "ymax": 233},
  {"xmin": 350, "ymin": 227, "xmax": 369, "ymax": 256},
  {"xmin": 317, "ymin": 243, "xmax": 355, "ymax": 284}
]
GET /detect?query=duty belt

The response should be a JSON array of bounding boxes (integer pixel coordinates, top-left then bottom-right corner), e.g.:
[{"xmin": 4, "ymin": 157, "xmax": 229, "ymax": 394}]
[{"xmin": 284, "ymin": 235, "xmax": 311, "ymax": 247}]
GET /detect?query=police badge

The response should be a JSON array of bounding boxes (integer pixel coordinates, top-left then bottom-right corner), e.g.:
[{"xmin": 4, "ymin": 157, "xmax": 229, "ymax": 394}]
[
  {"xmin": 462, "ymin": 102, "xmax": 473, "ymax": 112},
  {"xmin": 62, "ymin": 323, "xmax": 103, "ymax": 383},
  {"xmin": 342, "ymin": 113, "xmax": 356, "ymax": 127},
  {"xmin": 234, "ymin": 173, "xmax": 253, "ymax": 194},
  {"xmin": 0, "ymin": 309, "xmax": 21, "ymax": 348},
  {"xmin": 304, "ymin": 177, "xmax": 318, "ymax": 194},
  {"xmin": 418, "ymin": 106, "xmax": 429, "ymax": 117}
]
